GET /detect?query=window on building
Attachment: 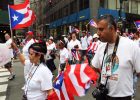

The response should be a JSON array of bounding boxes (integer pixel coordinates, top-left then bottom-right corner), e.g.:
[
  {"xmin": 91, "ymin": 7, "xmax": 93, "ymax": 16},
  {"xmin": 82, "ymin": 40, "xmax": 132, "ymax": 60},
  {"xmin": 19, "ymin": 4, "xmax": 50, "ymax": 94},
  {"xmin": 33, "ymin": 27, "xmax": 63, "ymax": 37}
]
[
  {"xmin": 124, "ymin": 1, "xmax": 129, "ymax": 13},
  {"xmin": 70, "ymin": 0, "xmax": 78, "ymax": 14},
  {"xmin": 79, "ymin": 0, "xmax": 89, "ymax": 11},
  {"xmin": 131, "ymin": 1, "xmax": 138, "ymax": 14},
  {"xmin": 62, "ymin": 5, "xmax": 69, "ymax": 17}
]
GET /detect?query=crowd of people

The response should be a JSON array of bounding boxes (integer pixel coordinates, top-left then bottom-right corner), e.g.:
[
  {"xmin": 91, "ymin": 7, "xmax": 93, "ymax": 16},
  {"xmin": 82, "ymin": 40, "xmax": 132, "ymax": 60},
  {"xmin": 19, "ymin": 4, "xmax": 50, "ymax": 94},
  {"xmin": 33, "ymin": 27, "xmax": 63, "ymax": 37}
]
[{"xmin": 1, "ymin": 14, "xmax": 140, "ymax": 100}]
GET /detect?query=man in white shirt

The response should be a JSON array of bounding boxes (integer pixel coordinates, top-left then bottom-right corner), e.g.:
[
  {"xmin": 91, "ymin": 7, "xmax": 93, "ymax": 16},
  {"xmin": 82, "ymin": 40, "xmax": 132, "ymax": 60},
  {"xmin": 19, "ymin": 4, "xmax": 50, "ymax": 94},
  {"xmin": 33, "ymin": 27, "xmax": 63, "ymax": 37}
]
[
  {"xmin": 91, "ymin": 15, "xmax": 140, "ymax": 100},
  {"xmin": 22, "ymin": 31, "xmax": 37, "ymax": 76},
  {"xmin": 4, "ymin": 33, "xmax": 15, "ymax": 80},
  {"xmin": 87, "ymin": 32, "xmax": 93, "ymax": 46},
  {"xmin": 80, "ymin": 31, "xmax": 88, "ymax": 63}
]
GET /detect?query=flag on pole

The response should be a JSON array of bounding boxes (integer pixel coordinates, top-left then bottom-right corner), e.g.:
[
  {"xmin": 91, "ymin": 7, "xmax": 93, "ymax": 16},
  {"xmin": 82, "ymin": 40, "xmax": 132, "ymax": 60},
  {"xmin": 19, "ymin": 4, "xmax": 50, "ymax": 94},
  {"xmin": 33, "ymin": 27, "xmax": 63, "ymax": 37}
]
[
  {"xmin": 71, "ymin": 26, "xmax": 80, "ymax": 34},
  {"xmin": 134, "ymin": 20, "xmax": 140, "ymax": 31},
  {"xmin": 89, "ymin": 19, "xmax": 97, "ymax": 28},
  {"xmin": 8, "ymin": 0, "xmax": 35, "ymax": 29}
]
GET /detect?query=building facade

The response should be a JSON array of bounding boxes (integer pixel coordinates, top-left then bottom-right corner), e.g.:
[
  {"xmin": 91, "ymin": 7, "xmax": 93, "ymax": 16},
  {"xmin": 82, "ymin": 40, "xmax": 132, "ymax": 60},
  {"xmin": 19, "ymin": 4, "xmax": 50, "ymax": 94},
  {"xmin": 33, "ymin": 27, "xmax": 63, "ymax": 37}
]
[
  {"xmin": 45, "ymin": 0, "xmax": 140, "ymax": 38},
  {"xmin": 45, "ymin": 0, "xmax": 99, "ymax": 38}
]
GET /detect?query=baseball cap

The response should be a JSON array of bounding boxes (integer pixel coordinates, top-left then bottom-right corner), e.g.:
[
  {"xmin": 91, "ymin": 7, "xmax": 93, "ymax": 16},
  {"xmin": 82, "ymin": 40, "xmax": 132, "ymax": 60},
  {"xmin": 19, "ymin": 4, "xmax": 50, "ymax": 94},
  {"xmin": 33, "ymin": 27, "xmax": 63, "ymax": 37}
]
[{"xmin": 93, "ymin": 33, "xmax": 99, "ymax": 38}]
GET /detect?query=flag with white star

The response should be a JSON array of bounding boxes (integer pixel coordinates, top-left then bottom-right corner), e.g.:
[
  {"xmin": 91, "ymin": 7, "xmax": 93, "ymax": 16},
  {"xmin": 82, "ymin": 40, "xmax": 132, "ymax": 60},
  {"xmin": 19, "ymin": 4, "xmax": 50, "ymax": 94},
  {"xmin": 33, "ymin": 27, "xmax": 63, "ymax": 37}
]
[{"xmin": 8, "ymin": 0, "xmax": 35, "ymax": 29}]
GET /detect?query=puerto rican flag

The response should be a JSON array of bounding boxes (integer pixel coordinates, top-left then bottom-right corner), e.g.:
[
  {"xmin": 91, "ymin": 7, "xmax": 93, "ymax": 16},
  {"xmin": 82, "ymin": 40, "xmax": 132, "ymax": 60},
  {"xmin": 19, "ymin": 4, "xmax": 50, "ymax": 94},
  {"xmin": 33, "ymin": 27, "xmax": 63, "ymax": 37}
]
[
  {"xmin": 89, "ymin": 19, "xmax": 97, "ymax": 28},
  {"xmin": 53, "ymin": 73, "xmax": 74, "ymax": 100},
  {"xmin": 71, "ymin": 49, "xmax": 81, "ymax": 61},
  {"xmin": 51, "ymin": 64, "xmax": 98, "ymax": 100},
  {"xmin": 64, "ymin": 63, "xmax": 98, "ymax": 96},
  {"xmin": 134, "ymin": 20, "xmax": 140, "ymax": 31},
  {"xmin": 8, "ymin": 0, "xmax": 35, "ymax": 29}
]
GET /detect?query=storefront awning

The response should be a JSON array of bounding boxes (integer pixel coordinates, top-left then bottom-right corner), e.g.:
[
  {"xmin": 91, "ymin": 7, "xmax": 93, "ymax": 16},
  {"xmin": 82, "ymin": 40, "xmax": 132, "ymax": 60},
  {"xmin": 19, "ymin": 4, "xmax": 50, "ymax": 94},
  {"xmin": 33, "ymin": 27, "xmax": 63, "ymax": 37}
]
[
  {"xmin": 77, "ymin": 8, "xmax": 90, "ymax": 21},
  {"xmin": 68, "ymin": 13, "xmax": 77, "ymax": 24},
  {"xmin": 62, "ymin": 16, "xmax": 69, "ymax": 25}
]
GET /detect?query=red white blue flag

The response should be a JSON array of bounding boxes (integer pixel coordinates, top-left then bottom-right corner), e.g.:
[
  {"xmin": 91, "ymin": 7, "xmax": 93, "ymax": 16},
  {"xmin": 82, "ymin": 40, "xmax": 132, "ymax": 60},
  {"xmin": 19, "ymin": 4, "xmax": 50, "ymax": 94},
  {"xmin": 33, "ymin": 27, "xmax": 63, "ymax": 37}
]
[
  {"xmin": 8, "ymin": 0, "xmax": 35, "ymax": 29},
  {"xmin": 89, "ymin": 19, "xmax": 97, "ymax": 28},
  {"xmin": 134, "ymin": 20, "xmax": 140, "ymax": 31},
  {"xmin": 53, "ymin": 73, "xmax": 74, "ymax": 100},
  {"xmin": 51, "ymin": 64, "xmax": 98, "ymax": 100}
]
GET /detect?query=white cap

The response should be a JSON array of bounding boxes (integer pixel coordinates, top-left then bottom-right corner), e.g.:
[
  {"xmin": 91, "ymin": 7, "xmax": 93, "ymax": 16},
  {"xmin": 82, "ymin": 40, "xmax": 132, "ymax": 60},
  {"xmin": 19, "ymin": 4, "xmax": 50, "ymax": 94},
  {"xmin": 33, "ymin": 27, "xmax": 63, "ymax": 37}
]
[{"xmin": 93, "ymin": 34, "xmax": 99, "ymax": 38}]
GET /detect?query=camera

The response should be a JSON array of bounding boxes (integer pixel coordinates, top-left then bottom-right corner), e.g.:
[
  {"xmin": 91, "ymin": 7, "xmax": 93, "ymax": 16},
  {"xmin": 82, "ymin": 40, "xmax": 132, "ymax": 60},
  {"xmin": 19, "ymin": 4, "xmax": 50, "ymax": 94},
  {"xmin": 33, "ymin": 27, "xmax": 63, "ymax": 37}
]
[
  {"xmin": 92, "ymin": 84, "xmax": 108, "ymax": 98},
  {"xmin": 22, "ymin": 94, "xmax": 28, "ymax": 100}
]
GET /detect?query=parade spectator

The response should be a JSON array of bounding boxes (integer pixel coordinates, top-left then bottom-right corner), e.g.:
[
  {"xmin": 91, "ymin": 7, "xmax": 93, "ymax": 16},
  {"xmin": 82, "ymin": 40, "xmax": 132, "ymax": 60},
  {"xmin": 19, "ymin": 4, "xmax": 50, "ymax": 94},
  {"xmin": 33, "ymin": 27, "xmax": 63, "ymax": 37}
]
[
  {"xmin": 4, "ymin": 33, "xmax": 15, "ymax": 80},
  {"xmin": 12, "ymin": 42, "xmax": 54, "ymax": 100},
  {"xmin": 91, "ymin": 14, "xmax": 140, "ymax": 100},
  {"xmin": 46, "ymin": 39, "xmax": 56, "ymax": 73}
]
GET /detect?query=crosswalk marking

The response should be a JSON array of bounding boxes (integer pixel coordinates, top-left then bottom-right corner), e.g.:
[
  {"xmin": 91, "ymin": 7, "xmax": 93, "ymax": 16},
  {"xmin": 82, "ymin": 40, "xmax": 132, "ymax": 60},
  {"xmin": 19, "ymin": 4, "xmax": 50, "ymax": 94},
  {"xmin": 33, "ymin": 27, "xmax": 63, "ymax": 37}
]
[
  {"xmin": 0, "ymin": 96, "xmax": 6, "ymax": 100},
  {"xmin": 0, "ymin": 84, "xmax": 8, "ymax": 93},
  {"xmin": 0, "ymin": 68, "xmax": 8, "ymax": 72},
  {"xmin": 0, "ymin": 72, "xmax": 10, "ymax": 77},
  {"xmin": 0, "ymin": 68, "xmax": 9, "ymax": 100},
  {"xmin": 0, "ymin": 77, "xmax": 9, "ymax": 83}
]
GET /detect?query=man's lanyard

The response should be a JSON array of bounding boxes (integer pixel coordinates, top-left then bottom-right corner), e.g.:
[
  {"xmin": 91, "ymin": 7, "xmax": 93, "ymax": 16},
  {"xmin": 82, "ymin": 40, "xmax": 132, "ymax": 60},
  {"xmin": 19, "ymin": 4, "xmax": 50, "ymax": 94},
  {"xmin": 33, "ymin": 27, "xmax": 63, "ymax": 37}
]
[{"xmin": 99, "ymin": 35, "xmax": 120, "ymax": 84}]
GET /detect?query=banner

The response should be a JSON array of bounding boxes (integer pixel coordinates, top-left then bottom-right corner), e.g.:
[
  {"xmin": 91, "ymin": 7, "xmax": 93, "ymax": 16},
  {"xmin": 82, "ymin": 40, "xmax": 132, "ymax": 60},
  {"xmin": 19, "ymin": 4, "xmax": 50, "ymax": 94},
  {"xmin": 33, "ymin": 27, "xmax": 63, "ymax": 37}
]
[{"xmin": 0, "ymin": 43, "xmax": 11, "ymax": 66}]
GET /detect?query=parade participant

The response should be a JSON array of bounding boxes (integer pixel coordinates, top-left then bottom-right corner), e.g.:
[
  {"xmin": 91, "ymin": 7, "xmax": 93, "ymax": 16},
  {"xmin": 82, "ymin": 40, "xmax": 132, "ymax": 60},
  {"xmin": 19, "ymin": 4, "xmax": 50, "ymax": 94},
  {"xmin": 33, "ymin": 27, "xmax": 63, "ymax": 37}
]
[
  {"xmin": 91, "ymin": 14, "xmax": 140, "ymax": 100},
  {"xmin": 80, "ymin": 31, "xmax": 88, "ymax": 63},
  {"xmin": 46, "ymin": 39, "xmax": 56, "ymax": 73},
  {"xmin": 4, "ymin": 33, "xmax": 15, "ymax": 80},
  {"xmin": 133, "ymin": 31, "xmax": 140, "ymax": 47},
  {"xmin": 22, "ymin": 31, "xmax": 37, "ymax": 77},
  {"xmin": 57, "ymin": 39, "xmax": 69, "ymax": 72},
  {"xmin": 22, "ymin": 31, "xmax": 36, "ymax": 60},
  {"xmin": 87, "ymin": 33, "xmax": 100, "ymax": 64},
  {"xmin": 132, "ymin": 30, "xmax": 140, "ymax": 98},
  {"xmin": 12, "ymin": 42, "xmax": 54, "ymax": 100},
  {"xmin": 87, "ymin": 32, "xmax": 93, "ymax": 46},
  {"xmin": 67, "ymin": 32, "xmax": 82, "ymax": 64}
]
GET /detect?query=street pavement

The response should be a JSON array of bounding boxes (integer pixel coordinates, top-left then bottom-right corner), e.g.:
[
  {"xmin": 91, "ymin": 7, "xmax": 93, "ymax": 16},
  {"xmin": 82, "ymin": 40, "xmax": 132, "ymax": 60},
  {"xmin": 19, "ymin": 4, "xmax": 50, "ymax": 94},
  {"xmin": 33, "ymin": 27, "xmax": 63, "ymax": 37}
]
[{"xmin": 0, "ymin": 59, "xmax": 140, "ymax": 100}]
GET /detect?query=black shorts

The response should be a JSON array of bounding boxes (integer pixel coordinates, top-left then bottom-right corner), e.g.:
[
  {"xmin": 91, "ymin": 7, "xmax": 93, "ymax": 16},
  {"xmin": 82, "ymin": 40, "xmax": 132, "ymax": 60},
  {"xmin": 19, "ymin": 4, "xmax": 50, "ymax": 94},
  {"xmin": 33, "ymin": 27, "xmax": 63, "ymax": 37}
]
[{"xmin": 5, "ymin": 60, "xmax": 13, "ymax": 68}]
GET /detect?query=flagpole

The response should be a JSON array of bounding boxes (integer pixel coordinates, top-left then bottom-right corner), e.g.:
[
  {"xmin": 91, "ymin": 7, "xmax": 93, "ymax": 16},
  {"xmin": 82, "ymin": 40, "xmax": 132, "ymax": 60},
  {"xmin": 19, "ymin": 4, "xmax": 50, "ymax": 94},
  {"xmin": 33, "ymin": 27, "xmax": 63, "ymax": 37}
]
[{"xmin": 8, "ymin": 5, "xmax": 13, "ymax": 39}]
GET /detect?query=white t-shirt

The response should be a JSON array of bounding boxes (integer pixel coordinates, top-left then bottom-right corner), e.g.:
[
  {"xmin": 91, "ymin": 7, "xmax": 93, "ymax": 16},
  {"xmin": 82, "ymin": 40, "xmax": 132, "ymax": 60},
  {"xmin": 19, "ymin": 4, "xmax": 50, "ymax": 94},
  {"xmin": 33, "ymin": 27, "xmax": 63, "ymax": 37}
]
[
  {"xmin": 24, "ymin": 61, "xmax": 53, "ymax": 100},
  {"xmin": 81, "ymin": 36, "xmax": 88, "ymax": 50},
  {"xmin": 46, "ymin": 43, "xmax": 56, "ymax": 60},
  {"xmin": 67, "ymin": 39, "xmax": 81, "ymax": 60},
  {"xmin": 87, "ymin": 35, "xmax": 92, "ymax": 45},
  {"xmin": 134, "ymin": 38, "xmax": 140, "ymax": 48},
  {"xmin": 92, "ymin": 36, "xmax": 140, "ymax": 97},
  {"xmin": 5, "ymin": 38, "xmax": 13, "ymax": 58},
  {"xmin": 22, "ymin": 39, "xmax": 35, "ymax": 60},
  {"xmin": 60, "ymin": 48, "xmax": 69, "ymax": 64}
]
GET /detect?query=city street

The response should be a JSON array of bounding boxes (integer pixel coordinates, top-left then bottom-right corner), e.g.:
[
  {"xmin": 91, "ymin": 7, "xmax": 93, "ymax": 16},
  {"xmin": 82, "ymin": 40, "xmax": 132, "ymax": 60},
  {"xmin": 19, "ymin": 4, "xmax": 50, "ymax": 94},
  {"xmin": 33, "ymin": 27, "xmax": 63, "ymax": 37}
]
[{"xmin": 0, "ymin": 59, "xmax": 139, "ymax": 100}]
